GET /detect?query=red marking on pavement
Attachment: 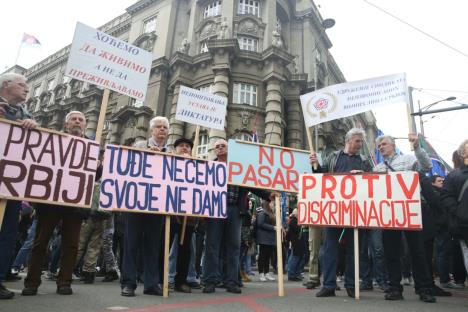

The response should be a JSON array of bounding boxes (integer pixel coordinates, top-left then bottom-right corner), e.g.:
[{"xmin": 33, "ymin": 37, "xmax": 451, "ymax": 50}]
[{"xmin": 115, "ymin": 288, "xmax": 307, "ymax": 312}]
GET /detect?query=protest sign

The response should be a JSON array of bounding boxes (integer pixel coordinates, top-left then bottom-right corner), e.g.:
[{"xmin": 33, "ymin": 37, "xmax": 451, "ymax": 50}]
[
  {"xmin": 0, "ymin": 120, "xmax": 99, "ymax": 208},
  {"xmin": 65, "ymin": 22, "xmax": 152, "ymax": 101},
  {"xmin": 99, "ymin": 144, "xmax": 227, "ymax": 218},
  {"xmin": 175, "ymin": 86, "xmax": 227, "ymax": 130},
  {"xmin": 297, "ymin": 172, "xmax": 422, "ymax": 230},
  {"xmin": 228, "ymin": 140, "xmax": 315, "ymax": 193},
  {"xmin": 300, "ymin": 73, "xmax": 407, "ymax": 127}
]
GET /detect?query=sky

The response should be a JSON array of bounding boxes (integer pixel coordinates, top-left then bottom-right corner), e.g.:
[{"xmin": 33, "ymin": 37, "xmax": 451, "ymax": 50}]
[{"xmin": 2, "ymin": 0, "xmax": 467, "ymax": 164}]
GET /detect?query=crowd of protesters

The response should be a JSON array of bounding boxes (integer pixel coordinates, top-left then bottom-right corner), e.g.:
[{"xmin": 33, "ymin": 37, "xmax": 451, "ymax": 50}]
[{"xmin": 1, "ymin": 73, "xmax": 467, "ymax": 305}]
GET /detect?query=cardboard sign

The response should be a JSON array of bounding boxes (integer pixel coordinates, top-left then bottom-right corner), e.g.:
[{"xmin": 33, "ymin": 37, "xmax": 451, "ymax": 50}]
[
  {"xmin": 300, "ymin": 73, "xmax": 407, "ymax": 127},
  {"xmin": 99, "ymin": 144, "xmax": 227, "ymax": 218},
  {"xmin": 297, "ymin": 172, "xmax": 422, "ymax": 230},
  {"xmin": 0, "ymin": 120, "xmax": 99, "ymax": 207},
  {"xmin": 175, "ymin": 86, "xmax": 227, "ymax": 130},
  {"xmin": 228, "ymin": 140, "xmax": 314, "ymax": 193},
  {"xmin": 65, "ymin": 22, "xmax": 152, "ymax": 101}
]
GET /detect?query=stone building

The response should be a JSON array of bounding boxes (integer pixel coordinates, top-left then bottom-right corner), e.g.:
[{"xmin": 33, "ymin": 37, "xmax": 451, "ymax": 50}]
[{"xmin": 21, "ymin": 0, "xmax": 378, "ymax": 159}]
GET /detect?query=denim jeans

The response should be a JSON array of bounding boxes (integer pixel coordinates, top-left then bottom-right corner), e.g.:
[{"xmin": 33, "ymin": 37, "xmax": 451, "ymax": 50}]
[
  {"xmin": 434, "ymin": 230, "xmax": 450, "ymax": 283},
  {"xmin": 12, "ymin": 219, "xmax": 37, "ymax": 270},
  {"xmin": 321, "ymin": 228, "xmax": 355, "ymax": 289},
  {"xmin": 169, "ymin": 233, "xmax": 198, "ymax": 283},
  {"xmin": 0, "ymin": 200, "xmax": 21, "ymax": 279},
  {"xmin": 359, "ymin": 229, "xmax": 388, "ymax": 287},
  {"xmin": 287, "ymin": 253, "xmax": 304, "ymax": 278},
  {"xmin": 202, "ymin": 205, "xmax": 241, "ymax": 287}
]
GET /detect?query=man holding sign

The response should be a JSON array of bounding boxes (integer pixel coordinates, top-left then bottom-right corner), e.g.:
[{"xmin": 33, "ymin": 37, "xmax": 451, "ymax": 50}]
[
  {"xmin": 0, "ymin": 73, "xmax": 37, "ymax": 300},
  {"xmin": 22, "ymin": 111, "xmax": 91, "ymax": 296},
  {"xmin": 374, "ymin": 134, "xmax": 436, "ymax": 303},
  {"xmin": 309, "ymin": 128, "xmax": 372, "ymax": 299}
]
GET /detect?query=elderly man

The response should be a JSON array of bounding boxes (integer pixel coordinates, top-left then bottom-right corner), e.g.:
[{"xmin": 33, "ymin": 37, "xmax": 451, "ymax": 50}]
[
  {"xmin": 120, "ymin": 116, "xmax": 169, "ymax": 297},
  {"xmin": 310, "ymin": 128, "xmax": 373, "ymax": 298},
  {"xmin": 21, "ymin": 111, "xmax": 89, "ymax": 296},
  {"xmin": 0, "ymin": 73, "xmax": 37, "ymax": 299},
  {"xmin": 202, "ymin": 139, "xmax": 271, "ymax": 294},
  {"xmin": 374, "ymin": 134, "xmax": 436, "ymax": 303}
]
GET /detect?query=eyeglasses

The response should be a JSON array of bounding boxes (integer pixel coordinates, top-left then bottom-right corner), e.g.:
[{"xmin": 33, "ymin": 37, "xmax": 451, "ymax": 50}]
[
  {"xmin": 8, "ymin": 80, "xmax": 28, "ymax": 89},
  {"xmin": 215, "ymin": 144, "xmax": 226, "ymax": 149}
]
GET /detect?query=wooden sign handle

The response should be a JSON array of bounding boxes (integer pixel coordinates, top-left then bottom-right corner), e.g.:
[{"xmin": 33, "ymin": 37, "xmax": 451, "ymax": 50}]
[
  {"xmin": 275, "ymin": 195, "xmax": 285, "ymax": 297},
  {"xmin": 163, "ymin": 215, "xmax": 171, "ymax": 298},
  {"xmin": 306, "ymin": 127, "xmax": 318, "ymax": 171},
  {"xmin": 0, "ymin": 200, "xmax": 7, "ymax": 230},
  {"xmin": 354, "ymin": 228, "xmax": 360, "ymax": 300}
]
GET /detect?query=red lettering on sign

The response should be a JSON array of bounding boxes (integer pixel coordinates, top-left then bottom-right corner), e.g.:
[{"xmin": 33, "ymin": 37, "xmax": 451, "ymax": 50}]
[
  {"xmin": 321, "ymin": 175, "xmax": 337, "ymax": 199},
  {"xmin": 362, "ymin": 174, "xmax": 379, "ymax": 198},
  {"xmin": 301, "ymin": 175, "xmax": 316, "ymax": 198},
  {"xmin": 228, "ymin": 162, "xmax": 243, "ymax": 183},
  {"xmin": 259, "ymin": 146, "xmax": 274, "ymax": 166},
  {"xmin": 242, "ymin": 165, "xmax": 259, "ymax": 185},
  {"xmin": 279, "ymin": 150, "xmax": 294, "ymax": 169},
  {"xmin": 257, "ymin": 166, "xmax": 272, "ymax": 187},
  {"xmin": 340, "ymin": 175, "xmax": 356, "ymax": 199},
  {"xmin": 397, "ymin": 172, "xmax": 419, "ymax": 199}
]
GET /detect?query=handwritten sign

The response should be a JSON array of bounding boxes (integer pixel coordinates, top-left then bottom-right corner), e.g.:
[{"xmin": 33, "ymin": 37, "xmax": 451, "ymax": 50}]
[
  {"xmin": 228, "ymin": 140, "xmax": 314, "ymax": 193},
  {"xmin": 99, "ymin": 144, "xmax": 227, "ymax": 218},
  {"xmin": 300, "ymin": 73, "xmax": 407, "ymax": 127},
  {"xmin": 65, "ymin": 22, "xmax": 152, "ymax": 101},
  {"xmin": 0, "ymin": 120, "xmax": 99, "ymax": 207},
  {"xmin": 297, "ymin": 172, "xmax": 422, "ymax": 230},
  {"xmin": 175, "ymin": 86, "xmax": 227, "ymax": 130}
]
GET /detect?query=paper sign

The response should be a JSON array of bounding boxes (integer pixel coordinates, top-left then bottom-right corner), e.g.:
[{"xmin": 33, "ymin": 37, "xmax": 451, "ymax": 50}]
[
  {"xmin": 65, "ymin": 22, "xmax": 152, "ymax": 101},
  {"xmin": 228, "ymin": 140, "xmax": 315, "ymax": 193},
  {"xmin": 0, "ymin": 120, "xmax": 99, "ymax": 208},
  {"xmin": 300, "ymin": 73, "xmax": 407, "ymax": 127},
  {"xmin": 297, "ymin": 172, "xmax": 422, "ymax": 230},
  {"xmin": 175, "ymin": 86, "xmax": 227, "ymax": 130},
  {"xmin": 99, "ymin": 144, "xmax": 227, "ymax": 218}
]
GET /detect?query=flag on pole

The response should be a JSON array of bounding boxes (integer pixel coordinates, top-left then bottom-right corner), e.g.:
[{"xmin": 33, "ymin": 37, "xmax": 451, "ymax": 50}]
[
  {"xmin": 252, "ymin": 126, "xmax": 259, "ymax": 143},
  {"xmin": 22, "ymin": 33, "xmax": 41, "ymax": 45},
  {"xmin": 375, "ymin": 129, "xmax": 403, "ymax": 164},
  {"xmin": 418, "ymin": 135, "xmax": 451, "ymax": 177}
]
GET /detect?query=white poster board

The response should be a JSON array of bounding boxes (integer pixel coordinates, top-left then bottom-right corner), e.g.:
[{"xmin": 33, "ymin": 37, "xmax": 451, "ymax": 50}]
[
  {"xmin": 175, "ymin": 86, "xmax": 227, "ymax": 130},
  {"xmin": 65, "ymin": 22, "xmax": 152, "ymax": 101}
]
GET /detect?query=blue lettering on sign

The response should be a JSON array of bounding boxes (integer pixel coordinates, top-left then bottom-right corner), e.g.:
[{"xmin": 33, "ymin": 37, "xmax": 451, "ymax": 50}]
[
  {"xmin": 106, "ymin": 145, "xmax": 119, "ymax": 174},
  {"xmin": 165, "ymin": 185, "xmax": 188, "ymax": 213},
  {"xmin": 192, "ymin": 189, "xmax": 202, "ymax": 215},
  {"xmin": 99, "ymin": 179, "xmax": 114, "ymax": 208},
  {"xmin": 125, "ymin": 182, "xmax": 138, "ymax": 209},
  {"xmin": 148, "ymin": 183, "xmax": 160, "ymax": 212},
  {"xmin": 185, "ymin": 160, "xmax": 196, "ymax": 183}
]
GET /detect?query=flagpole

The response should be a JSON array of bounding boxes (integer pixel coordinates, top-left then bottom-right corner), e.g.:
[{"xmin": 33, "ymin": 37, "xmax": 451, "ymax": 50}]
[{"xmin": 14, "ymin": 35, "xmax": 24, "ymax": 65}]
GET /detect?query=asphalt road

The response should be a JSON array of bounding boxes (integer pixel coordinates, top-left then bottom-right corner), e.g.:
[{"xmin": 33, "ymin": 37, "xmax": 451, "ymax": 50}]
[{"xmin": 1, "ymin": 273, "xmax": 467, "ymax": 312}]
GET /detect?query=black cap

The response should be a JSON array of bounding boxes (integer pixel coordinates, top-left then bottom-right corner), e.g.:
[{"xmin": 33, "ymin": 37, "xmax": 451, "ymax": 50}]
[{"xmin": 173, "ymin": 138, "xmax": 194, "ymax": 149}]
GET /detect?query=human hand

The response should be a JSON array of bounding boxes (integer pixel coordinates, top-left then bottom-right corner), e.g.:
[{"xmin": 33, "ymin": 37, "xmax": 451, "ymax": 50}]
[
  {"xmin": 309, "ymin": 152, "xmax": 319, "ymax": 166},
  {"xmin": 21, "ymin": 119, "xmax": 38, "ymax": 129},
  {"xmin": 349, "ymin": 170, "xmax": 364, "ymax": 174},
  {"xmin": 408, "ymin": 133, "xmax": 419, "ymax": 149}
]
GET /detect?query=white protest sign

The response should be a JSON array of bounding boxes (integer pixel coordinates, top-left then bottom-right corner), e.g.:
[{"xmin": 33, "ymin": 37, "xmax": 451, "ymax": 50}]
[
  {"xmin": 300, "ymin": 73, "xmax": 407, "ymax": 127},
  {"xmin": 297, "ymin": 172, "xmax": 422, "ymax": 230},
  {"xmin": 175, "ymin": 86, "xmax": 227, "ymax": 130},
  {"xmin": 65, "ymin": 22, "xmax": 152, "ymax": 101}
]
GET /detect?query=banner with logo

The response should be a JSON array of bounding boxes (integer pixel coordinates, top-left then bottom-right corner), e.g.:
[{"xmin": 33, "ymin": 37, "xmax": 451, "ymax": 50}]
[{"xmin": 300, "ymin": 73, "xmax": 407, "ymax": 127}]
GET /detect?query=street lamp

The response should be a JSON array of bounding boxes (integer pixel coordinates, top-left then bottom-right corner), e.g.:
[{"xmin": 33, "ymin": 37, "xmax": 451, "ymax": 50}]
[{"xmin": 417, "ymin": 96, "xmax": 456, "ymax": 136}]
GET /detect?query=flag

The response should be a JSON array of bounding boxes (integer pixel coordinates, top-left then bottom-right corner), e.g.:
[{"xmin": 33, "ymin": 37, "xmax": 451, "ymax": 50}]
[
  {"xmin": 22, "ymin": 33, "xmax": 41, "ymax": 45},
  {"xmin": 251, "ymin": 126, "xmax": 259, "ymax": 143},
  {"xmin": 418, "ymin": 135, "xmax": 451, "ymax": 177},
  {"xmin": 281, "ymin": 192, "xmax": 287, "ymax": 226}
]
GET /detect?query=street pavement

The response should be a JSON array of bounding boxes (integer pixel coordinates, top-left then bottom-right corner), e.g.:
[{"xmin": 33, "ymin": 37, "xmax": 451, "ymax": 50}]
[{"xmin": 1, "ymin": 273, "xmax": 467, "ymax": 312}]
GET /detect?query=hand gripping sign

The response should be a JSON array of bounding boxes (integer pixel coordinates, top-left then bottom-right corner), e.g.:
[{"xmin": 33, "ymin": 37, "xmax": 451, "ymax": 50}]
[{"xmin": 298, "ymin": 172, "xmax": 422, "ymax": 230}]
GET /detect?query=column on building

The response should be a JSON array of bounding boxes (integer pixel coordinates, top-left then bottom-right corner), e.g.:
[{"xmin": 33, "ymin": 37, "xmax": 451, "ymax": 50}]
[
  {"xmin": 167, "ymin": 84, "xmax": 185, "ymax": 147},
  {"xmin": 285, "ymin": 98, "xmax": 303, "ymax": 149},
  {"xmin": 208, "ymin": 68, "xmax": 229, "ymax": 155},
  {"xmin": 264, "ymin": 78, "xmax": 283, "ymax": 146}
]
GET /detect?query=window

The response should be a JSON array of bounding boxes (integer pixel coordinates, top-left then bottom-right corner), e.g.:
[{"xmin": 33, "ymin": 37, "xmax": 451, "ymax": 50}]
[
  {"xmin": 238, "ymin": 0, "xmax": 259, "ymax": 17},
  {"xmin": 199, "ymin": 84, "xmax": 215, "ymax": 94},
  {"xmin": 143, "ymin": 16, "xmax": 157, "ymax": 34},
  {"xmin": 200, "ymin": 41, "xmax": 209, "ymax": 53},
  {"xmin": 234, "ymin": 132, "xmax": 253, "ymax": 142},
  {"xmin": 204, "ymin": 1, "xmax": 222, "ymax": 18},
  {"xmin": 103, "ymin": 120, "xmax": 110, "ymax": 130},
  {"xmin": 130, "ymin": 99, "xmax": 144, "ymax": 107},
  {"xmin": 47, "ymin": 79, "xmax": 55, "ymax": 91},
  {"xmin": 33, "ymin": 86, "xmax": 41, "ymax": 97},
  {"xmin": 62, "ymin": 76, "xmax": 71, "ymax": 84},
  {"xmin": 238, "ymin": 36, "xmax": 258, "ymax": 52},
  {"xmin": 233, "ymin": 83, "xmax": 257, "ymax": 106},
  {"xmin": 197, "ymin": 134, "xmax": 209, "ymax": 159}
]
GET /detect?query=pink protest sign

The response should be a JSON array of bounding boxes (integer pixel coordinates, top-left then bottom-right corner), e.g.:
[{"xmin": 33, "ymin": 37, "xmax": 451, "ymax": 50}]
[
  {"xmin": 0, "ymin": 120, "xmax": 100, "ymax": 208},
  {"xmin": 99, "ymin": 144, "xmax": 227, "ymax": 218}
]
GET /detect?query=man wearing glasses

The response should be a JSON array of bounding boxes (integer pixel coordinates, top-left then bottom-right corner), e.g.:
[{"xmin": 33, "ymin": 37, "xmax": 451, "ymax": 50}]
[{"xmin": 0, "ymin": 73, "xmax": 37, "ymax": 299}]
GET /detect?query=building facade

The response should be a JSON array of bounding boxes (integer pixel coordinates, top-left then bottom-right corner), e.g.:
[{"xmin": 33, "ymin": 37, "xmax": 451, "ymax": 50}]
[{"xmin": 22, "ymin": 0, "xmax": 378, "ymax": 158}]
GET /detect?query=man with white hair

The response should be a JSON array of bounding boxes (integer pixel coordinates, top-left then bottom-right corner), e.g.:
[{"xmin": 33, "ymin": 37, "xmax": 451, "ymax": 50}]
[
  {"xmin": 310, "ymin": 128, "xmax": 372, "ymax": 299},
  {"xmin": 21, "ymin": 111, "xmax": 89, "ymax": 297},
  {"xmin": 120, "ymin": 116, "xmax": 169, "ymax": 297},
  {"xmin": 374, "ymin": 134, "xmax": 436, "ymax": 303},
  {"xmin": 0, "ymin": 73, "xmax": 36, "ymax": 300}
]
